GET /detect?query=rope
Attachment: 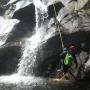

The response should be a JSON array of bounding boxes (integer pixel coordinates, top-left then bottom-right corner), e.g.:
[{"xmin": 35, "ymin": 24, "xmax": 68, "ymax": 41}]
[{"xmin": 52, "ymin": 3, "xmax": 64, "ymax": 49}]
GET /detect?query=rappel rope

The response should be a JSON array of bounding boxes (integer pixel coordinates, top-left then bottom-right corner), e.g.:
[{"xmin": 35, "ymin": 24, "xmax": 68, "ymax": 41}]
[
  {"xmin": 53, "ymin": 3, "xmax": 64, "ymax": 49},
  {"xmin": 53, "ymin": 4, "xmax": 78, "ymax": 80}
]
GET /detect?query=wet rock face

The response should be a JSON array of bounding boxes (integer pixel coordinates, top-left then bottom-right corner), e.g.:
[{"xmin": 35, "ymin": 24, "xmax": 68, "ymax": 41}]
[
  {"xmin": 0, "ymin": 0, "xmax": 90, "ymax": 77},
  {"xmin": 0, "ymin": 7, "xmax": 5, "ymax": 16},
  {"xmin": 48, "ymin": 2, "xmax": 64, "ymax": 18},
  {"xmin": 0, "ymin": 0, "xmax": 10, "ymax": 15},
  {"xmin": 57, "ymin": 0, "xmax": 90, "ymax": 33},
  {"xmin": 39, "ymin": 0, "xmax": 90, "ymax": 77},
  {"xmin": 6, "ymin": 4, "xmax": 35, "ymax": 42},
  {"xmin": 32, "ymin": 31, "xmax": 90, "ymax": 77}
]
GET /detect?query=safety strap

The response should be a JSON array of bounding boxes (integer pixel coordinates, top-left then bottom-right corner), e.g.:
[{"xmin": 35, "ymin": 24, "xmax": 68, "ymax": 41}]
[
  {"xmin": 53, "ymin": 3, "xmax": 64, "ymax": 49},
  {"xmin": 60, "ymin": 71, "xmax": 76, "ymax": 80}
]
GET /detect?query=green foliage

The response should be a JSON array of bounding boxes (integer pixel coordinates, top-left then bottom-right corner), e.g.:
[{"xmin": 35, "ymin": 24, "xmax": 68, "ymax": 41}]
[
  {"xmin": 85, "ymin": 9, "xmax": 90, "ymax": 16},
  {"xmin": 84, "ymin": 0, "xmax": 90, "ymax": 16},
  {"xmin": 0, "ymin": 0, "xmax": 6, "ymax": 9}
]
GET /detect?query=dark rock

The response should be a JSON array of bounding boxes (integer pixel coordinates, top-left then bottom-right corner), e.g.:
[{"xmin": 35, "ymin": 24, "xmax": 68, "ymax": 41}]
[
  {"xmin": 6, "ymin": 4, "xmax": 35, "ymax": 42},
  {"xmin": 48, "ymin": 2, "xmax": 64, "ymax": 18},
  {"xmin": 0, "ymin": 46, "xmax": 21, "ymax": 75},
  {"xmin": 32, "ymin": 31, "xmax": 90, "ymax": 77}
]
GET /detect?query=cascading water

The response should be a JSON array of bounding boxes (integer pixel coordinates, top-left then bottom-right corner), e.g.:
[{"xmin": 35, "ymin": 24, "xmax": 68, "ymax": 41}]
[{"xmin": 18, "ymin": 0, "xmax": 56, "ymax": 76}]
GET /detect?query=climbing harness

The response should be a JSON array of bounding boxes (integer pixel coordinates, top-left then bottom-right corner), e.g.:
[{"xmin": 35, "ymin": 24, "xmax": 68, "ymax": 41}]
[
  {"xmin": 59, "ymin": 68, "xmax": 76, "ymax": 80},
  {"xmin": 53, "ymin": 3, "xmax": 64, "ymax": 49}
]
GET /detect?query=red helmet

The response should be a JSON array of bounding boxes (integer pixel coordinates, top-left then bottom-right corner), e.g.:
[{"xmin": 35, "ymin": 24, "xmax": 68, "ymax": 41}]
[{"xmin": 69, "ymin": 45, "xmax": 76, "ymax": 52}]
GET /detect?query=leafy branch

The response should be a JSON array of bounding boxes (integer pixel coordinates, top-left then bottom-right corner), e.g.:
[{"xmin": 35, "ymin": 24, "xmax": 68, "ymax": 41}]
[{"xmin": 0, "ymin": 0, "xmax": 6, "ymax": 9}]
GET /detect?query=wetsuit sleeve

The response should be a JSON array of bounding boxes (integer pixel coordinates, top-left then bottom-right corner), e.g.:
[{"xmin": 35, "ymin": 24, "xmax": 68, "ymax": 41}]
[
  {"xmin": 59, "ymin": 52, "xmax": 65, "ymax": 69},
  {"xmin": 60, "ymin": 52, "xmax": 65, "ymax": 58}
]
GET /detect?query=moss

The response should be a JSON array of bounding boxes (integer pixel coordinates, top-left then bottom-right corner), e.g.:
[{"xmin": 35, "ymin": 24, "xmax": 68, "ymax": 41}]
[{"xmin": 85, "ymin": 9, "xmax": 90, "ymax": 16}]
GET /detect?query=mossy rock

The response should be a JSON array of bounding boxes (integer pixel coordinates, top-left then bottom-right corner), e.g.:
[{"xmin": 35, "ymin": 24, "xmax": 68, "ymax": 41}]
[{"xmin": 85, "ymin": 9, "xmax": 90, "ymax": 16}]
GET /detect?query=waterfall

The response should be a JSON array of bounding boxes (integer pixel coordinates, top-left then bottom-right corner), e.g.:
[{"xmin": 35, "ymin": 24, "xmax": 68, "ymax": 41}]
[
  {"xmin": 34, "ymin": 0, "xmax": 48, "ymax": 30},
  {"xmin": 17, "ymin": 0, "xmax": 56, "ymax": 76},
  {"xmin": 0, "ymin": 0, "xmax": 49, "ymax": 84}
]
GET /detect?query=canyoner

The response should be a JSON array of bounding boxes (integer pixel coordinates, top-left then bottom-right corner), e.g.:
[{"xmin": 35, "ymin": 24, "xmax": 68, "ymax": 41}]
[
  {"xmin": 48, "ymin": 2, "xmax": 86, "ymax": 81},
  {"xmin": 52, "ymin": 2, "xmax": 76, "ymax": 81}
]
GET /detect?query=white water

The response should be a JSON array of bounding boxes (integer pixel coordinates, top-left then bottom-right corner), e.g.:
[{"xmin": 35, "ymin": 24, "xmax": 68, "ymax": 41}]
[
  {"xmin": 34, "ymin": 0, "xmax": 48, "ymax": 30},
  {"xmin": 0, "ymin": 74, "xmax": 45, "ymax": 85},
  {"xmin": 17, "ymin": 0, "xmax": 57, "ymax": 75}
]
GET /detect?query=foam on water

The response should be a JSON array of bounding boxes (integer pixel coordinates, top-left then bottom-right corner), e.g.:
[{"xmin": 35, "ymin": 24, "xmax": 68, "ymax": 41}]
[{"xmin": 0, "ymin": 74, "xmax": 45, "ymax": 85}]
